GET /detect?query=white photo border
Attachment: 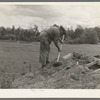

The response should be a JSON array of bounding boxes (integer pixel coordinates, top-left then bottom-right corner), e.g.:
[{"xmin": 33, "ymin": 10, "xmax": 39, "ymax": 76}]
[{"xmin": 0, "ymin": 2, "xmax": 100, "ymax": 98}]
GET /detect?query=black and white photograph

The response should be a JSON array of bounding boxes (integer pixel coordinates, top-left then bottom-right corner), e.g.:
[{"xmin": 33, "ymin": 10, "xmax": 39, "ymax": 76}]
[{"xmin": 0, "ymin": 2, "xmax": 100, "ymax": 89}]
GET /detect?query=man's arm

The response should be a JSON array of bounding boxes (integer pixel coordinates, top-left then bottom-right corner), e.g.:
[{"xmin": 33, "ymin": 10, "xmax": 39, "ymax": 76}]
[
  {"xmin": 54, "ymin": 38, "xmax": 61, "ymax": 52},
  {"xmin": 59, "ymin": 38, "xmax": 64, "ymax": 44}
]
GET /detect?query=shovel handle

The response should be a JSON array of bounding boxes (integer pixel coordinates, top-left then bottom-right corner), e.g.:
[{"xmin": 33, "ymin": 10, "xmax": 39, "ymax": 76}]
[
  {"xmin": 57, "ymin": 35, "xmax": 65, "ymax": 62},
  {"xmin": 57, "ymin": 52, "xmax": 61, "ymax": 62}
]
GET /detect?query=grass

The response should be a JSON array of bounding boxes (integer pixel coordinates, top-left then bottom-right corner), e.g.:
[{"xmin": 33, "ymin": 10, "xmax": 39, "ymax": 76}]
[
  {"xmin": 0, "ymin": 41, "xmax": 100, "ymax": 88},
  {"xmin": 0, "ymin": 41, "xmax": 100, "ymax": 75}
]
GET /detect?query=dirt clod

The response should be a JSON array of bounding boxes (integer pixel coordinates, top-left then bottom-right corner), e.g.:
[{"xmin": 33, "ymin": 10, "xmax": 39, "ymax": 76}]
[{"xmin": 12, "ymin": 53, "xmax": 100, "ymax": 89}]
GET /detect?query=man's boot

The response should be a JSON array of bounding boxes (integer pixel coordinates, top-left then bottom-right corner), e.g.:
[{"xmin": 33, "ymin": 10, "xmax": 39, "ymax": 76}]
[
  {"xmin": 42, "ymin": 64, "xmax": 46, "ymax": 68},
  {"xmin": 46, "ymin": 60, "xmax": 50, "ymax": 64},
  {"xmin": 46, "ymin": 57, "xmax": 50, "ymax": 64}
]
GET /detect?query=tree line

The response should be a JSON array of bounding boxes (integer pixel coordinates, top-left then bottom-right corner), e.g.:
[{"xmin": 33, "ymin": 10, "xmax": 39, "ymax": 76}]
[
  {"xmin": 65, "ymin": 25, "xmax": 100, "ymax": 44},
  {"xmin": 0, "ymin": 25, "xmax": 40, "ymax": 42},
  {"xmin": 0, "ymin": 25, "xmax": 100, "ymax": 44}
]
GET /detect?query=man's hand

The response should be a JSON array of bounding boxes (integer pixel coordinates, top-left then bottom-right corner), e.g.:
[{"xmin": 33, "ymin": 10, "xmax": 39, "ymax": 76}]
[
  {"xmin": 58, "ymin": 48, "xmax": 61, "ymax": 52},
  {"xmin": 59, "ymin": 38, "xmax": 64, "ymax": 44},
  {"xmin": 61, "ymin": 40, "xmax": 64, "ymax": 44}
]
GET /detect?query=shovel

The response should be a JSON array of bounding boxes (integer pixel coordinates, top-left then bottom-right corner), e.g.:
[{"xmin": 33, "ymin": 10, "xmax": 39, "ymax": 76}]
[{"xmin": 53, "ymin": 35, "xmax": 65, "ymax": 67}]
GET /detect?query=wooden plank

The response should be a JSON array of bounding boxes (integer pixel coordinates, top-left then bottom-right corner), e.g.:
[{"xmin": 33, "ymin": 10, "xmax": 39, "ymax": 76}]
[
  {"xmin": 88, "ymin": 56, "xmax": 100, "ymax": 66},
  {"xmin": 85, "ymin": 60, "xmax": 97, "ymax": 68},
  {"xmin": 62, "ymin": 53, "xmax": 73, "ymax": 60},
  {"xmin": 63, "ymin": 52, "xmax": 100, "ymax": 66},
  {"xmin": 94, "ymin": 68, "xmax": 100, "ymax": 73},
  {"xmin": 87, "ymin": 56, "xmax": 95, "ymax": 62}
]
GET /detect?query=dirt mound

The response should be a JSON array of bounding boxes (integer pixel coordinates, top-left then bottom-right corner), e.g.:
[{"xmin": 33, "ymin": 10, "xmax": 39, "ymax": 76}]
[{"xmin": 12, "ymin": 54, "xmax": 100, "ymax": 89}]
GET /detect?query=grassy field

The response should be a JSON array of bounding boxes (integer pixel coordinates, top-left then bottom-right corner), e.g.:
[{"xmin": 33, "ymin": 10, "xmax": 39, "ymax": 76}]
[{"xmin": 0, "ymin": 41, "xmax": 100, "ymax": 74}]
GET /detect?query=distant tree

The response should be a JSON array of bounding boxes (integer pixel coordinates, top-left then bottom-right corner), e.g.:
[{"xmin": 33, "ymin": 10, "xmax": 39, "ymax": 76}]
[
  {"xmin": 15, "ymin": 27, "xmax": 21, "ymax": 41},
  {"xmin": 11, "ymin": 25, "xmax": 16, "ymax": 40},
  {"xmin": 79, "ymin": 32, "xmax": 87, "ymax": 43},
  {"xmin": 5, "ymin": 27, "xmax": 12, "ymax": 40},
  {"xmin": 94, "ymin": 27, "xmax": 100, "ymax": 42},
  {"xmin": 0, "ymin": 26, "xmax": 6, "ymax": 39},
  {"xmin": 33, "ymin": 25, "xmax": 40, "ymax": 36},
  {"xmin": 67, "ymin": 28, "xmax": 75, "ymax": 39},
  {"xmin": 83, "ymin": 28, "xmax": 99, "ymax": 44},
  {"xmin": 74, "ymin": 25, "xmax": 83, "ymax": 39}
]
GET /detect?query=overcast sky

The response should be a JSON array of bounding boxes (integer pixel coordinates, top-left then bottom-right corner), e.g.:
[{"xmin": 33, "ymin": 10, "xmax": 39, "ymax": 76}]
[{"xmin": 0, "ymin": 4, "xmax": 100, "ymax": 30}]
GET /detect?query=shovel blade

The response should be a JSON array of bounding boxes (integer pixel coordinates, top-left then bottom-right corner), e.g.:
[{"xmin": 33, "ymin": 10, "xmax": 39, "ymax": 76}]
[{"xmin": 53, "ymin": 62, "xmax": 62, "ymax": 67}]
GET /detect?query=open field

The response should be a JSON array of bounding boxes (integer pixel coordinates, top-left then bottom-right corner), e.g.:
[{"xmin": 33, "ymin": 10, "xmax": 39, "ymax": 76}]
[
  {"xmin": 0, "ymin": 41, "xmax": 100, "ymax": 74},
  {"xmin": 0, "ymin": 41, "xmax": 100, "ymax": 88}
]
